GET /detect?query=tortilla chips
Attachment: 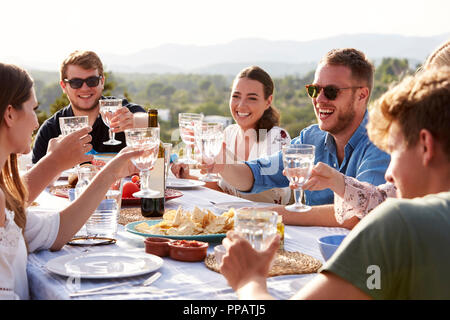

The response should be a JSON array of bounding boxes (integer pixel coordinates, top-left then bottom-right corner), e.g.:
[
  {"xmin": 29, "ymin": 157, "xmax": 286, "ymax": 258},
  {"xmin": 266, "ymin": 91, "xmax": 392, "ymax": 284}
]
[{"xmin": 135, "ymin": 206, "xmax": 235, "ymax": 236}]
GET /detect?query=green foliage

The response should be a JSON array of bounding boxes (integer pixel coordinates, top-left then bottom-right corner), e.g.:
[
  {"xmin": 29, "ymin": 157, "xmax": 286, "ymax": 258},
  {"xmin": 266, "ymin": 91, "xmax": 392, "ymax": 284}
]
[
  {"xmin": 34, "ymin": 57, "xmax": 414, "ymax": 142},
  {"xmin": 49, "ymin": 93, "xmax": 70, "ymax": 115}
]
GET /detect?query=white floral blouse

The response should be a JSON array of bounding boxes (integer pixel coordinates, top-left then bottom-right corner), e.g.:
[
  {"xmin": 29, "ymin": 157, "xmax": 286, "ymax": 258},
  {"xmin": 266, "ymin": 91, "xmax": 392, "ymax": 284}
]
[{"xmin": 334, "ymin": 178, "xmax": 397, "ymax": 224}]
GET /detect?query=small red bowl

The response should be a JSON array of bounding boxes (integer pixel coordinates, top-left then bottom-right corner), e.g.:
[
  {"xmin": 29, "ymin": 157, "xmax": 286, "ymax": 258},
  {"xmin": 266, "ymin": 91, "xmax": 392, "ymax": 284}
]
[
  {"xmin": 144, "ymin": 237, "xmax": 171, "ymax": 257},
  {"xmin": 168, "ymin": 240, "xmax": 209, "ymax": 262}
]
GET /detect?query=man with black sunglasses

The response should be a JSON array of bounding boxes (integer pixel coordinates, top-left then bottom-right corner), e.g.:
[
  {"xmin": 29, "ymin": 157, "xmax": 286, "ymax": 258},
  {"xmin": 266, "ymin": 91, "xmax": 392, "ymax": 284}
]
[
  {"xmin": 32, "ymin": 50, "xmax": 147, "ymax": 164},
  {"xmin": 200, "ymin": 48, "xmax": 390, "ymax": 229}
]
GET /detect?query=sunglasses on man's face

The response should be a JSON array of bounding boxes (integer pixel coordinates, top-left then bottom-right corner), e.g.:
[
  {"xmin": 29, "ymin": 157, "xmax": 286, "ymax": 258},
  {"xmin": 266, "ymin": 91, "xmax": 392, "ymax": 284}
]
[
  {"xmin": 305, "ymin": 84, "xmax": 362, "ymax": 101},
  {"xmin": 63, "ymin": 75, "xmax": 103, "ymax": 89}
]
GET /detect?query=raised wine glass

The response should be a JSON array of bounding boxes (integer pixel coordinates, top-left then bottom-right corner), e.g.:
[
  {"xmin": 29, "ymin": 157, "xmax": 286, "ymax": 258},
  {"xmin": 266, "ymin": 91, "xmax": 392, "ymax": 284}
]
[
  {"xmin": 194, "ymin": 122, "xmax": 224, "ymax": 182},
  {"xmin": 99, "ymin": 99, "xmax": 122, "ymax": 145},
  {"xmin": 282, "ymin": 144, "xmax": 315, "ymax": 212},
  {"xmin": 124, "ymin": 127, "xmax": 160, "ymax": 198},
  {"xmin": 178, "ymin": 113, "xmax": 204, "ymax": 164}
]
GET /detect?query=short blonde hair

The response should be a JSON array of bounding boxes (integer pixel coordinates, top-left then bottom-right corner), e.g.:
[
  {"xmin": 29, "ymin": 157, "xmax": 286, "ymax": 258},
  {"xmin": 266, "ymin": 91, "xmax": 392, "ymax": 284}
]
[
  {"xmin": 367, "ymin": 67, "xmax": 450, "ymax": 159},
  {"xmin": 424, "ymin": 40, "xmax": 450, "ymax": 69},
  {"xmin": 60, "ymin": 50, "xmax": 104, "ymax": 81}
]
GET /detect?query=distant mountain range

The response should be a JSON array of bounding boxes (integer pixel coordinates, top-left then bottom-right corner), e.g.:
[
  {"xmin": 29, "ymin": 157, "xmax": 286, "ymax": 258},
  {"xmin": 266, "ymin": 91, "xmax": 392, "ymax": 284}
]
[
  {"xmin": 99, "ymin": 33, "xmax": 449, "ymax": 77},
  {"xmin": 24, "ymin": 33, "xmax": 449, "ymax": 78}
]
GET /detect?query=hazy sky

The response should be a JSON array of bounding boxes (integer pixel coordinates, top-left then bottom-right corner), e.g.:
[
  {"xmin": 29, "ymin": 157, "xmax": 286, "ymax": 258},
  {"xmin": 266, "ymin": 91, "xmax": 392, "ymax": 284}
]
[{"xmin": 1, "ymin": 0, "xmax": 449, "ymax": 68}]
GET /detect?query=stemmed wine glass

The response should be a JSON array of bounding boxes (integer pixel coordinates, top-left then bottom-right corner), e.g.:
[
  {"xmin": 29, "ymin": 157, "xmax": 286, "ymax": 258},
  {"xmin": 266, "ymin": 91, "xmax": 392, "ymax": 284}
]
[
  {"xmin": 282, "ymin": 144, "xmax": 315, "ymax": 212},
  {"xmin": 194, "ymin": 122, "xmax": 224, "ymax": 182},
  {"xmin": 124, "ymin": 127, "xmax": 160, "ymax": 198},
  {"xmin": 178, "ymin": 113, "xmax": 204, "ymax": 164},
  {"xmin": 99, "ymin": 99, "xmax": 122, "ymax": 145}
]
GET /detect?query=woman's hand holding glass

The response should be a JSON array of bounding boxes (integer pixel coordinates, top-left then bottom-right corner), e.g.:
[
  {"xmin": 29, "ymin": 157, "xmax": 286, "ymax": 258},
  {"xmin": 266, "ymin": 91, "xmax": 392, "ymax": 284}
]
[
  {"xmin": 58, "ymin": 116, "xmax": 90, "ymax": 170},
  {"xmin": 124, "ymin": 127, "xmax": 160, "ymax": 198},
  {"xmin": 178, "ymin": 113, "xmax": 204, "ymax": 164},
  {"xmin": 194, "ymin": 122, "xmax": 224, "ymax": 182},
  {"xmin": 47, "ymin": 126, "xmax": 94, "ymax": 171}
]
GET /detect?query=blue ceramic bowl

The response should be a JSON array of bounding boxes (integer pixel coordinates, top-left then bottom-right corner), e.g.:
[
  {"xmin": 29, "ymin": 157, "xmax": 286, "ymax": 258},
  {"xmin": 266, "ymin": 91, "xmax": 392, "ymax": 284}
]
[{"xmin": 318, "ymin": 235, "xmax": 346, "ymax": 261}]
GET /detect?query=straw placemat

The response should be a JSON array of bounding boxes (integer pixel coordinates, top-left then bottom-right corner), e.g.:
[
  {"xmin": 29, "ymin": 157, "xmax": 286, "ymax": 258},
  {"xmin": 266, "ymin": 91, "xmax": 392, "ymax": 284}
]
[
  {"xmin": 204, "ymin": 250, "xmax": 322, "ymax": 276},
  {"xmin": 119, "ymin": 207, "xmax": 161, "ymax": 225}
]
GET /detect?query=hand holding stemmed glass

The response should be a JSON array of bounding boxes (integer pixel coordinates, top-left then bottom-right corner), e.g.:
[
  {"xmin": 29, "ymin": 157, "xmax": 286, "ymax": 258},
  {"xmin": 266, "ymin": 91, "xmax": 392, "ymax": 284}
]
[
  {"xmin": 194, "ymin": 122, "xmax": 224, "ymax": 182},
  {"xmin": 178, "ymin": 113, "xmax": 204, "ymax": 164},
  {"xmin": 124, "ymin": 127, "xmax": 160, "ymax": 198},
  {"xmin": 282, "ymin": 144, "xmax": 315, "ymax": 212},
  {"xmin": 99, "ymin": 99, "xmax": 123, "ymax": 145}
]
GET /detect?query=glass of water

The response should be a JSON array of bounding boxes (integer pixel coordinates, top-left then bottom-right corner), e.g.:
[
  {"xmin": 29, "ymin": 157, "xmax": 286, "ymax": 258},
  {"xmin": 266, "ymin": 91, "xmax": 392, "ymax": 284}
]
[
  {"xmin": 59, "ymin": 116, "xmax": 88, "ymax": 136},
  {"xmin": 124, "ymin": 127, "xmax": 160, "ymax": 197},
  {"xmin": 85, "ymin": 175, "xmax": 124, "ymax": 240},
  {"xmin": 194, "ymin": 122, "xmax": 224, "ymax": 182},
  {"xmin": 234, "ymin": 209, "xmax": 278, "ymax": 251},
  {"xmin": 178, "ymin": 113, "xmax": 204, "ymax": 164},
  {"xmin": 59, "ymin": 116, "xmax": 89, "ymax": 171},
  {"xmin": 99, "ymin": 99, "xmax": 122, "ymax": 145},
  {"xmin": 282, "ymin": 144, "xmax": 315, "ymax": 212}
]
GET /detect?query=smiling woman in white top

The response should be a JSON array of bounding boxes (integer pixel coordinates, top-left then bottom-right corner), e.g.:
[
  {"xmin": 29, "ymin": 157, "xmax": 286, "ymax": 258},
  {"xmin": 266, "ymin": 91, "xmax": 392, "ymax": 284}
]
[
  {"xmin": 0, "ymin": 62, "xmax": 143, "ymax": 299},
  {"xmin": 172, "ymin": 66, "xmax": 291, "ymax": 205}
]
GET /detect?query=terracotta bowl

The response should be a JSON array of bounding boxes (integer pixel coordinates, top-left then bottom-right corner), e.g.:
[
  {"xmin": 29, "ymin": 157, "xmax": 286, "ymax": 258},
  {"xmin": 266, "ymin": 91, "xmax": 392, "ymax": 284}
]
[
  {"xmin": 168, "ymin": 240, "xmax": 209, "ymax": 262},
  {"xmin": 144, "ymin": 237, "xmax": 171, "ymax": 257}
]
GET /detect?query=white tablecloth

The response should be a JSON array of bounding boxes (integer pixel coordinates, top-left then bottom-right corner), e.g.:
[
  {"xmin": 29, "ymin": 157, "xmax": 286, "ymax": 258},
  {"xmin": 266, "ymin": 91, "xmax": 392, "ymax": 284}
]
[{"xmin": 27, "ymin": 181, "xmax": 349, "ymax": 300}]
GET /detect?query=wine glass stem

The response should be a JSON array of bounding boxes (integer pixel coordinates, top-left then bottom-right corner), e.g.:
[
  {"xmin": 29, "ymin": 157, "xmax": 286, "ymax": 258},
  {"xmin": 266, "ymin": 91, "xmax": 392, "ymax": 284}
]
[
  {"xmin": 294, "ymin": 187, "xmax": 304, "ymax": 207},
  {"xmin": 186, "ymin": 144, "xmax": 193, "ymax": 161},
  {"xmin": 140, "ymin": 169, "xmax": 150, "ymax": 191},
  {"xmin": 109, "ymin": 129, "xmax": 115, "ymax": 141}
]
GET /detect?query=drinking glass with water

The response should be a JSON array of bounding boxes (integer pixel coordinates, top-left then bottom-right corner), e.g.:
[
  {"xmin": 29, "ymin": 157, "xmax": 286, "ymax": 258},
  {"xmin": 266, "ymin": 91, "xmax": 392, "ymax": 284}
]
[{"xmin": 234, "ymin": 209, "xmax": 278, "ymax": 251}]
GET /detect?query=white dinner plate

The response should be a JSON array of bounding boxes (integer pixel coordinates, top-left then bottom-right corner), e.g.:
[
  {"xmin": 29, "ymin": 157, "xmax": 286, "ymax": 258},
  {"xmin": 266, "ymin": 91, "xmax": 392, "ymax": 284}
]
[
  {"xmin": 211, "ymin": 201, "xmax": 274, "ymax": 210},
  {"xmin": 166, "ymin": 178, "xmax": 206, "ymax": 189},
  {"xmin": 46, "ymin": 251, "xmax": 163, "ymax": 279}
]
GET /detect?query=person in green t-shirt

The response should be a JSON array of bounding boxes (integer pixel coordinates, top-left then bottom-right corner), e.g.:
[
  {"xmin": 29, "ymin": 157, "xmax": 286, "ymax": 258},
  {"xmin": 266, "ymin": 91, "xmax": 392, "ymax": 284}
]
[{"xmin": 218, "ymin": 66, "xmax": 450, "ymax": 300}]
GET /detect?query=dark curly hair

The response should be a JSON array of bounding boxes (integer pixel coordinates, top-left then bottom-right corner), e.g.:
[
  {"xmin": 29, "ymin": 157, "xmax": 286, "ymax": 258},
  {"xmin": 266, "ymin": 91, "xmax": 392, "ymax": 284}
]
[{"xmin": 234, "ymin": 66, "xmax": 280, "ymax": 141}]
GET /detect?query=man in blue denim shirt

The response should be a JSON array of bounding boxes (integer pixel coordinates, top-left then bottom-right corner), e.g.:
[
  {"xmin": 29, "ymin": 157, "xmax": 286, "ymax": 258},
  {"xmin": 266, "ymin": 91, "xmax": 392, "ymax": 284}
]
[{"xmin": 210, "ymin": 48, "xmax": 390, "ymax": 229}]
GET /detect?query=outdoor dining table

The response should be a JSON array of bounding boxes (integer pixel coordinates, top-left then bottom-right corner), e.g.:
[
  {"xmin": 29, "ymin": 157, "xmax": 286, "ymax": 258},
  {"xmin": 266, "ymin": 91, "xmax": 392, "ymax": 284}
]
[{"xmin": 27, "ymin": 177, "xmax": 349, "ymax": 300}]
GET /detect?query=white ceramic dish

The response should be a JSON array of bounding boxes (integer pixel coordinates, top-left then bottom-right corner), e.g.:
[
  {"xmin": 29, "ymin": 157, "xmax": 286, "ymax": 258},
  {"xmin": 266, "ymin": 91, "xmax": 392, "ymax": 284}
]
[
  {"xmin": 210, "ymin": 201, "xmax": 273, "ymax": 210},
  {"xmin": 46, "ymin": 251, "xmax": 163, "ymax": 279},
  {"xmin": 166, "ymin": 178, "xmax": 206, "ymax": 189}
]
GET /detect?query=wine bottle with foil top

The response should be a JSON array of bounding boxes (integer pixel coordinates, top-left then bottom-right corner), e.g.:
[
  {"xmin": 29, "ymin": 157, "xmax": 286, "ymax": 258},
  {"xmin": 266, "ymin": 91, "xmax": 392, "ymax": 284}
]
[{"xmin": 141, "ymin": 109, "xmax": 165, "ymax": 217}]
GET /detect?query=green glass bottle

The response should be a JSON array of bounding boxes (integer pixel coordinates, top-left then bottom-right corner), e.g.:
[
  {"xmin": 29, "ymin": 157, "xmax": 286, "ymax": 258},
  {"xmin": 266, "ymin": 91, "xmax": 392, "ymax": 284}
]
[{"xmin": 141, "ymin": 109, "xmax": 165, "ymax": 217}]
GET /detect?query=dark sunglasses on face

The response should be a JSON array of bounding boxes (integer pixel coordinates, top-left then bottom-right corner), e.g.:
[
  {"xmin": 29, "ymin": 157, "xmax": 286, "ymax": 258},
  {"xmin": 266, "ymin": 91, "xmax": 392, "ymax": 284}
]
[
  {"xmin": 305, "ymin": 84, "xmax": 362, "ymax": 101},
  {"xmin": 63, "ymin": 75, "xmax": 103, "ymax": 89}
]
